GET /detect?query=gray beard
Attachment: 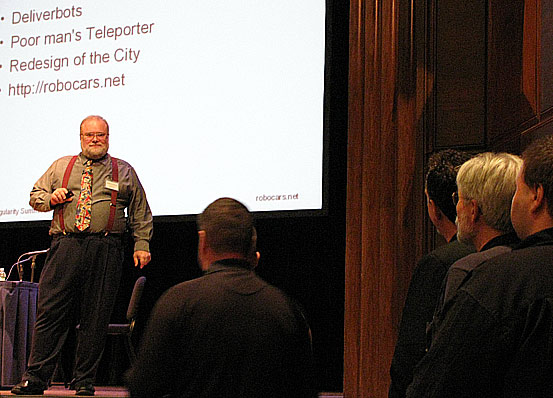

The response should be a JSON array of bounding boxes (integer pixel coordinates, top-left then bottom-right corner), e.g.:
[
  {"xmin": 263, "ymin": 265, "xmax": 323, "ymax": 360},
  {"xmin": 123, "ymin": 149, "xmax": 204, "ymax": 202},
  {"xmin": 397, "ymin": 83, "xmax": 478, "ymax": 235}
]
[
  {"xmin": 83, "ymin": 147, "xmax": 108, "ymax": 160},
  {"xmin": 457, "ymin": 223, "xmax": 476, "ymax": 247}
]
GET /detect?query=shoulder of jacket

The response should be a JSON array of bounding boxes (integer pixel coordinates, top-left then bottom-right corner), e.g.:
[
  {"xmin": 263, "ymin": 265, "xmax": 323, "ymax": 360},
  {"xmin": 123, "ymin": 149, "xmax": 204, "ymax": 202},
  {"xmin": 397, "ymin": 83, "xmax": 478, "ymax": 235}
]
[{"xmin": 429, "ymin": 240, "xmax": 473, "ymax": 265}]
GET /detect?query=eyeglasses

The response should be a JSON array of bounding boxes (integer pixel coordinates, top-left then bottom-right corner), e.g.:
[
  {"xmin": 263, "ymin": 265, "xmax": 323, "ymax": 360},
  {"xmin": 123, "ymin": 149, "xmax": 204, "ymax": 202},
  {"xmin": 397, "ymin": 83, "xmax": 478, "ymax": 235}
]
[
  {"xmin": 81, "ymin": 132, "xmax": 109, "ymax": 139},
  {"xmin": 452, "ymin": 191, "xmax": 459, "ymax": 206}
]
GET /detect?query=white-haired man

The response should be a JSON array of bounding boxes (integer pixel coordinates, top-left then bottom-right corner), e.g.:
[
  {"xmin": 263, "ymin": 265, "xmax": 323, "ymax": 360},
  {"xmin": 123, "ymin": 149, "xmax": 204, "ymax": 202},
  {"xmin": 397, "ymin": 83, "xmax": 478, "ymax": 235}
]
[{"xmin": 430, "ymin": 152, "xmax": 522, "ymax": 326}]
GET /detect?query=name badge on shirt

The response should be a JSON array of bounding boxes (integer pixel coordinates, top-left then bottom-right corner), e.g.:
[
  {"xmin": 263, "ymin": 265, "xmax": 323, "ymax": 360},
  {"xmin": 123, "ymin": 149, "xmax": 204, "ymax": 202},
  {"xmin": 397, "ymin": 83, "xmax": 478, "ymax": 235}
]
[{"xmin": 105, "ymin": 180, "xmax": 119, "ymax": 191}]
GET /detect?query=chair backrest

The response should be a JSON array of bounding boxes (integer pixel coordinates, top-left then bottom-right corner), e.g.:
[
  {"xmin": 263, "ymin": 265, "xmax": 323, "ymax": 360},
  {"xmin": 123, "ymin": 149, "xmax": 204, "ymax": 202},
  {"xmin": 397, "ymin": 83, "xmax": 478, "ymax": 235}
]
[{"xmin": 127, "ymin": 276, "xmax": 146, "ymax": 322}]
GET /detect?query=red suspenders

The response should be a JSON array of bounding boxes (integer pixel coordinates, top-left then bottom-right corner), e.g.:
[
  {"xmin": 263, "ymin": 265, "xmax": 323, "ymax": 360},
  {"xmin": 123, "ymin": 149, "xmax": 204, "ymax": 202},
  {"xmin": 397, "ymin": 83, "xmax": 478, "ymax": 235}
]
[
  {"xmin": 106, "ymin": 157, "xmax": 119, "ymax": 233},
  {"xmin": 57, "ymin": 156, "xmax": 78, "ymax": 233},
  {"xmin": 57, "ymin": 156, "xmax": 119, "ymax": 234}
]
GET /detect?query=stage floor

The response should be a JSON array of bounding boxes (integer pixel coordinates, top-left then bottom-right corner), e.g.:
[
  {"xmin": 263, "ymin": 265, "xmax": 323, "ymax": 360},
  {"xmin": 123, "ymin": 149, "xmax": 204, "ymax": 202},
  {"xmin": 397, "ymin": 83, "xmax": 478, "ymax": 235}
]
[
  {"xmin": 0, "ymin": 385, "xmax": 342, "ymax": 397},
  {"xmin": 0, "ymin": 385, "xmax": 128, "ymax": 397}
]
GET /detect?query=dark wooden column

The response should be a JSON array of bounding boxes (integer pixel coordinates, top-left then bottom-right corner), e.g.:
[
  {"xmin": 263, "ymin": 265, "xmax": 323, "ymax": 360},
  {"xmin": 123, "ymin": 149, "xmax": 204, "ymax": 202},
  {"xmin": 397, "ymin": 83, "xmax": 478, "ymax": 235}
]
[{"xmin": 344, "ymin": 0, "xmax": 424, "ymax": 396}]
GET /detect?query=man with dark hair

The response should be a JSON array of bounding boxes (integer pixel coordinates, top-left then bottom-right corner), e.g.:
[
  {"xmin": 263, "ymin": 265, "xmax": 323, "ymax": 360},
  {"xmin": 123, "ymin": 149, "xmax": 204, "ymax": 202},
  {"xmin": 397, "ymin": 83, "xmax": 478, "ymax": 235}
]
[
  {"xmin": 197, "ymin": 197, "xmax": 256, "ymax": 256},
  {"xmin": 425, "ymin": 149, "xmax": 470, "ymax": 226},
  {"xmin": 408, "ymin": 136, "xmax": 553, "ymax": 397},
  {"xmin": 126, "ymin": 197, "xmax": 316, "ymax": 398},
  {"xmin": 389, "ymin": 149, "xmax": 474, "ymax": 398}
]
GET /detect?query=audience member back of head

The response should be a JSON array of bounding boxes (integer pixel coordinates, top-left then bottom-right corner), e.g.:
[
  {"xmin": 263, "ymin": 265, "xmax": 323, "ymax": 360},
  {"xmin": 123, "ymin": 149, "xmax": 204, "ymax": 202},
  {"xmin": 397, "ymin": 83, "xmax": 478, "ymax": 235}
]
[
  {"xmin": 389, "ymin": 149, "xmax": 473, "ymax": 398},
  {"xmin": 126, "ymin": 197, "xmax": 317, "ymax": 398}
]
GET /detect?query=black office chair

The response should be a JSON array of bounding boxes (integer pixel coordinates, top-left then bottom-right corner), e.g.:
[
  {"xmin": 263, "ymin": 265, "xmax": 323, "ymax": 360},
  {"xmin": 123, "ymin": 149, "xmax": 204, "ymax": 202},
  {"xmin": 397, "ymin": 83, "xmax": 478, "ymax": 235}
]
[
  {"xmin": 56, "ymin": 276, "xmax": 147, "ymax": 387},
  {"xmin": 107, "ymin": 276, "xmax": 146, "ymax": 364}
]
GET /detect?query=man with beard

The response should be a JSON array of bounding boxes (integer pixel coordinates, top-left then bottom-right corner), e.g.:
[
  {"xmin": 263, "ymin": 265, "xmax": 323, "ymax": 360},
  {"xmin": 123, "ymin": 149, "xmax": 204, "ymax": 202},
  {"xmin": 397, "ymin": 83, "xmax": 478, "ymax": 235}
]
[
  {"xmin": 428, "ymin": 152, "xmax": 521, "ymax": 342},
  {"xmin": 12, "ymin": 115, "xmax": 153, "ymax": 396},
  {"xmin": 407, "ymin": 137, "xmax": 553, "ymax": 397}
]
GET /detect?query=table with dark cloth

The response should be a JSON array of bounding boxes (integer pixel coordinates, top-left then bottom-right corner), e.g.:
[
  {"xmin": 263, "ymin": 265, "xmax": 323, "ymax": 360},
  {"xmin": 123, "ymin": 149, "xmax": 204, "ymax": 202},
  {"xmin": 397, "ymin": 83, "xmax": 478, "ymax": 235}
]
[{"xmin": 0, "ymin": 281, "xmax": 38, "ymax": 387}]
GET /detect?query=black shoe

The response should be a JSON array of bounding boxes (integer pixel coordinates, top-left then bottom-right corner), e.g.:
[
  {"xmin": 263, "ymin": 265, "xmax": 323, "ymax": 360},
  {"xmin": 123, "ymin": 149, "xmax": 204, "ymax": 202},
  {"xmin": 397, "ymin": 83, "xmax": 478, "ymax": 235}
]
[
  {"xmin": 11, "ymin": 380, "xmax": 45, "ymax": 395},
  {"xmin": 75, "ymin": 384, "xmax": 95, "ymax": 396}
]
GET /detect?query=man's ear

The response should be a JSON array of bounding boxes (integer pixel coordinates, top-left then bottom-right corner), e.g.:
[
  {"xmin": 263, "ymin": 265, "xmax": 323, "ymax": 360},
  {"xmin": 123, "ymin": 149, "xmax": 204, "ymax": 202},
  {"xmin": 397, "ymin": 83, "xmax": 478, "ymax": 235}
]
[
  {"xmin": 428, "ymin": 199, "xmax": 442, "ymax": 221},
  {"xmin": 470, "ymin": 199, "xmax": 481, "ymax": 222},
  {"xmin": 531, "ymin": 184, "xmax": 546, "ymax": 214},
  {"xmin": 252, "ymin": 251, "xmax": 260, "ymax": 269},
  {"xmin": 198, "ymin": 230, "xmax": 206, "ymax": 252},
  {"xmin": 198, "ymin": 230, "xmax": 208, "ymax": 270}
]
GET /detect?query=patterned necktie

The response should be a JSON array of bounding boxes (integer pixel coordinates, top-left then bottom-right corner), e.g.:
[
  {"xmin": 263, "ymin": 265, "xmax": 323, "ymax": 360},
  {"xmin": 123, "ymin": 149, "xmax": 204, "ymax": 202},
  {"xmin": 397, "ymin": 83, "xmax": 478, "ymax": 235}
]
[{"xmin": 75, "ymin": 159, "xmax": 93, "ymax": 231}]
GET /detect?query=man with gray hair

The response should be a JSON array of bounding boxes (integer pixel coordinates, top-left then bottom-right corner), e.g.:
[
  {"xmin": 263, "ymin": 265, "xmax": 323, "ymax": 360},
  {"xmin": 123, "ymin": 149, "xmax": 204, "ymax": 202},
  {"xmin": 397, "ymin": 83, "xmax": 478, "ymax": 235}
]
[
  {"xmin": 12, "ymin": 115, "xmax": 153, "ymax": 396},
  {"xmin": 440, "ymin": 152, "xmax": 522, "ymax": 306}
]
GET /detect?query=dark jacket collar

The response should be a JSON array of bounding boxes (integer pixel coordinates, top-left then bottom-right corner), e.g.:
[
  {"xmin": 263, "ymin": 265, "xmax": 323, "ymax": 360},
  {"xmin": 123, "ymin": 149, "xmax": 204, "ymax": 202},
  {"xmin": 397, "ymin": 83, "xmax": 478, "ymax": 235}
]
[
  {"xmin": 515, "ymin": 227, "xmax": 553, "ymax": 250},
  {"xmin": 205, "ymin": 258, "xmax": 253, "ymax": 275},
  {"xmin": 480, "ymin": 231, "xmax": 520, "ymax": 251}
]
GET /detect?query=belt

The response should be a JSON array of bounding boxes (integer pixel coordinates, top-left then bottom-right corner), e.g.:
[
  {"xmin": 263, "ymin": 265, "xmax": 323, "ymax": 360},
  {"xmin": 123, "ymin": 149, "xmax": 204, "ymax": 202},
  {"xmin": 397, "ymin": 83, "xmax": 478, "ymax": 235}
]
[{"xmin": 55, "ymin": 232, "xmax": 122, "ymax": 238}]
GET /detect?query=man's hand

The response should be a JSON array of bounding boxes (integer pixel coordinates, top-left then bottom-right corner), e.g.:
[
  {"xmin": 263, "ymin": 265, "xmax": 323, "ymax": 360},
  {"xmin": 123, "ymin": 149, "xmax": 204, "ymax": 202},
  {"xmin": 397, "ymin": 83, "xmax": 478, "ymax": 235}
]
[
  {"xmin": 50, "ymin": 188, "xmax": 73, "ymax": 206},
  {"xmin": 134, "ymin": 250, "xmax": 151, "ymax": 269}
]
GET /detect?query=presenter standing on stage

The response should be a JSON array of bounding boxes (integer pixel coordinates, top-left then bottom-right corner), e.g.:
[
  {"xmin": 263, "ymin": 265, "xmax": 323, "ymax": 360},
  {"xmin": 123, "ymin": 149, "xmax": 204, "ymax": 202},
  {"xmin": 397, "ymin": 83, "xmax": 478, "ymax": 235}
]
[{"xmin": 12, "ymin": 115, "xmax": 153, "ymax": 396}]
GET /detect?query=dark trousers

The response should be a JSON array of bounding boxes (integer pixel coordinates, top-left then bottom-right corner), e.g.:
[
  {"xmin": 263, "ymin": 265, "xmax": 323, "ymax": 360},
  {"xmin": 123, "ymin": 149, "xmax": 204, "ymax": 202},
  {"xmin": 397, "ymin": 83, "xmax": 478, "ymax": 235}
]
[{"xmin": 24, "ymin": 234, "xmax": 123, "ymax": 388}]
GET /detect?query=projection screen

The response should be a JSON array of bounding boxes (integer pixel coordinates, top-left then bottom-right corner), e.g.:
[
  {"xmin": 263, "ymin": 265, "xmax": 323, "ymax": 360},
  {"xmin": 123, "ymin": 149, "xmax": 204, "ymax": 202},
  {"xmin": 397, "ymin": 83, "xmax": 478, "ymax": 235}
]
[{"xmin": 0, "ymin": 0, "xmax": 326, "ymax": 223}]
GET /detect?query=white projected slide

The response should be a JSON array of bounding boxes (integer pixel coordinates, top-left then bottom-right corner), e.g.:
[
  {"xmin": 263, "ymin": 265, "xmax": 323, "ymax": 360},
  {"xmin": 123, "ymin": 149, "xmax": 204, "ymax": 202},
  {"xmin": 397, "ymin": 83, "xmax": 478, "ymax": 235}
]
[{"xmin": 0, "ymin": 1, "xmax": 325, "ymax": 222}]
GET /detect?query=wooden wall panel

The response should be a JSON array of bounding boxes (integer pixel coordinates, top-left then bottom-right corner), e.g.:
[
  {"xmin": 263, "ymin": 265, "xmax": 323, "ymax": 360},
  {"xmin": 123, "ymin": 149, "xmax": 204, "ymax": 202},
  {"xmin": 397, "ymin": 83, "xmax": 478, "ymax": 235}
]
[
  {"xmin": 434, "ymin": 0, "xmax": 487, "ymax": 148},
  {"xmin": 345, "ymin": 0, "xmax": 424, "ymax": 396},
  {"xmin": 487, "ymin": 0, "xmax": 539, "ymax": 152},
  {"xmin": 541, "ymin": 0, "xmax": 553, "ymax": 113},
  {"xmin": 485, "ymin": 0, "xmax": 553, "ymax": 153},
  {"xmin": 522, "ymin": 121, "xmax": 553, "ymax": 148},
  {"xmin": 345, "ymin": 0, "xmax": 552, "ymax": 396}
]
